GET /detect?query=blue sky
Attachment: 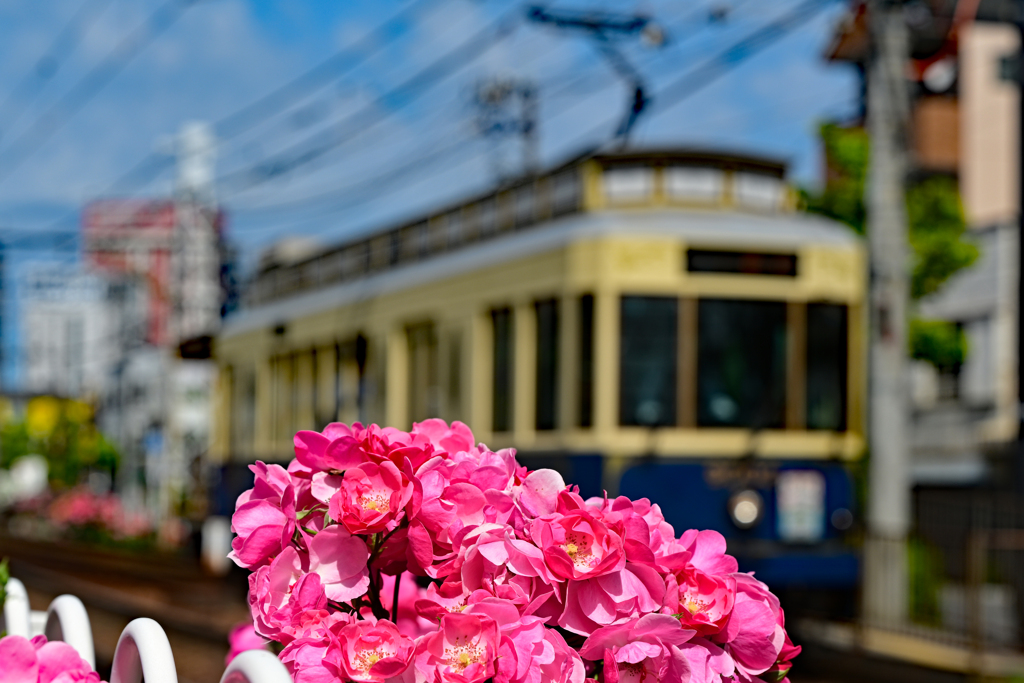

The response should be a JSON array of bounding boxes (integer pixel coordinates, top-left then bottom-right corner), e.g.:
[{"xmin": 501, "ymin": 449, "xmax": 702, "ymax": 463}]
[{"xmin": 0, "ymin": 0, "xmax": 858, "ymax": 386}]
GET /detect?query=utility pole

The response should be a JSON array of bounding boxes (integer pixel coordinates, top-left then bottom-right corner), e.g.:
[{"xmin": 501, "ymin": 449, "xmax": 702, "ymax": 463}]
[
  {"xmin": 473, "ymin": 78, "xmax": 539, "ymax": 180},
  {"xmin": 863, "ymin": 0, "xmax": 912, "ymax": 626},
  {"xmin": 155, "ymin": 121, "xmax": 221, "ymax": 526}
]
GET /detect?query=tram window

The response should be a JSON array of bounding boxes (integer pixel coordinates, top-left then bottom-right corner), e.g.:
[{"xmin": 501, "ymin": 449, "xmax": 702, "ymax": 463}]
[
  {"xmin": 697, "ymin": 299, "xmax": 786, "ymax": 428},
  {"xmin": 446, "ymin": 331, "xmax": 463, "ymax": 421},
  {"xmin": 666, "ymin": 166, "xmax": 724, "ymax": 202},
  {"xmin": 535, "ymin": 299, "xmax": 559, "ymax": 431},
  {"xmin": 492, "ymin": 308, "xmax": 514, "ymax": 432},
  {"xmin": 407, "ymin": 323, "xmax": 439, "ymax": 423},
  {"xmin": 604, "ymin": 167, "xmax": 654, "ymax": 203},
  {"xmin": 735, "ymin": 173, "xmax": 785, "ymax": 211},
  {"xmin": 231, "ymin": 366, "xmax": 255, "ymax": 456},
  {"xmin": 515, "ymin": 185, "xmax": 536, "ymax": 228},
  {"xmin": 552, "ymin": 171, "xmax": 581, "ymax": 216},
  {"xmin": 579, "ymin": 295, "xmax": 594, "ymax": 428},
  {"xmin": 619, "ymin": 297, "xmax": 678, "ymax": 427},
  {"xmin": 806, "ymin": 303, "xmax": 848, "ymax": 431}
]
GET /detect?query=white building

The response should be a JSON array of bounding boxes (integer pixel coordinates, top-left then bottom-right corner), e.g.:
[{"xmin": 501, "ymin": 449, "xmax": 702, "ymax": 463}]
[{"xmin": 21, "ymin": 267, "xmax": 119, "ymax": 398}]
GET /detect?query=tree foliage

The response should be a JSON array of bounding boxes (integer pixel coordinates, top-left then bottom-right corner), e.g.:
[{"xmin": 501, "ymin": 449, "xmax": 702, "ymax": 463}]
[
  {"xmin": 0, "ymin": 397, "xmax": 119, "ymax": 487},
  {"xmin": 801, "ymin": 123, "xmax": 979, "ymax": 370}
]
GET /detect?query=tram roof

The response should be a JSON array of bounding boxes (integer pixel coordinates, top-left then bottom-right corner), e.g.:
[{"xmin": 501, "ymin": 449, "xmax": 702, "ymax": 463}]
[{"xmin": 223, "ymin": 207, "xmax": 859, "ymax": 339}]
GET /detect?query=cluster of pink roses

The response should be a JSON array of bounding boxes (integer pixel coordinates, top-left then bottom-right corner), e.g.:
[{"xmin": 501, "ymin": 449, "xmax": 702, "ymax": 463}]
[
  {"xmin": 231, "ymin": 420, "xmax": 800, "ymax": 683},
  {"xmin": 47, "ymin": 487, "xmax": 151, "ymax": 539},
  {"xmin": 0, "ymin": 634, "xmax": 103, "ymax": 683}
]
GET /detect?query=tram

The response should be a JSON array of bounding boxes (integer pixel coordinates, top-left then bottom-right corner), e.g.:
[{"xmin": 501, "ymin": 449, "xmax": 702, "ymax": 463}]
[{"xmin": 211, "ymin": 149, "xmax": 865, "ymax": 602}]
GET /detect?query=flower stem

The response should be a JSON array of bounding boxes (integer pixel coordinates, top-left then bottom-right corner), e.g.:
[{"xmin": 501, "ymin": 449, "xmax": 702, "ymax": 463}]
[{"xmin": 391, "ymin": 571, "xmax": 402, "ymax": 623}]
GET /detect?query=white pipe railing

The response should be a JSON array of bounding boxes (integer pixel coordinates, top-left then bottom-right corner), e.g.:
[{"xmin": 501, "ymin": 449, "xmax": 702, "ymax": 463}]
[
  {"xmin": 110, "ymin": 617, "xmax": 178, "ymax": 683},
  {"xmin": 45, "ymin": 594, "xmax": 96, "ymax": 669},
  {"xmin": 4, "ymin": 577, "xmax": 292, "ymax": 683},
  {"xmin": 2, "ymin": 577, "xmax": 95, "ymax": 668},
  {"xmin": 2, "ymin": 577, "xmax": 31, "ymax": 637},
  {"xmin": 220, "ymin": 650, "xmax": 293, "ymax": 683}
]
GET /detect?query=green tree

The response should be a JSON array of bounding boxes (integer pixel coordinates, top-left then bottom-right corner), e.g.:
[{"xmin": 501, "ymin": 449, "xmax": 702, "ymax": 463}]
[{"xmin": 801, "ymin": 123, "xmax": 979, "ymax": 370}]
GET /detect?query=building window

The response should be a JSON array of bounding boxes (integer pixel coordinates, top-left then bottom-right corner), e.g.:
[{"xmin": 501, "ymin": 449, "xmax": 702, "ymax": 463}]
[
  {"xmin": 579, "ymin": 294, "xmax": 594, "ymax": 428},
  {"xmin": 697, "ymin": 299, "xmax": 787, "ymax": 428},
  {"xmin": 619, "ymin": 296, "xmax": 678, "ymax": 427},
  {"xmin": 407, "ymin": 323, "xmax": 439, "ymax": 424},
  {"xmin": 806, "ymin": 303, "xmax": 848, "ymax": 431},
  {"xmin": 535, "ymin": 299, "xmax": 559, "ymax": 430},
  {"xmin": 492, "ymin": 308, "xmax": 514, "ymax": 432}
]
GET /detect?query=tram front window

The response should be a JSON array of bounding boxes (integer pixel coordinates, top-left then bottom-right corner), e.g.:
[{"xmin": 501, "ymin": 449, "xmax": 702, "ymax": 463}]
[
  {"xmin": 619, "ymin": 296, "xmax": 678, "ymax": 427},
  {"xmin": 807, "ymin": 303, "xmax": 848, "ymax": 431},
  {"xmin": 697, "ymin": 299, "xmax": 786, "ymax": 428}
]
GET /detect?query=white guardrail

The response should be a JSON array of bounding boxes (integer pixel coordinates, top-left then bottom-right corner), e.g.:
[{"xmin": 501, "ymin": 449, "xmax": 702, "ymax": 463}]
[{"xmin": 3, "ymin": 577, "xmax": 292, "ymax": 683}]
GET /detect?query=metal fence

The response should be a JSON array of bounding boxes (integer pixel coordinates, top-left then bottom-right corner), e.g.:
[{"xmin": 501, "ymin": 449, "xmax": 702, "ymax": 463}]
[{"xmin": 906, "ymin": 489, "xmax": 1024, "ymax": 653}]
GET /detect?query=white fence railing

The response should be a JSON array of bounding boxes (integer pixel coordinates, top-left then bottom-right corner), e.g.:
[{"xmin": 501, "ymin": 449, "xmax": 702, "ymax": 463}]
[{"xmin": 3, "ymin": 577, "xmax": 292, "ymax": 683}]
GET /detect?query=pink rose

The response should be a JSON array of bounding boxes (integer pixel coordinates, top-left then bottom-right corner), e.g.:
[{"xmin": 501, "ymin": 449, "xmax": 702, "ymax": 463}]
[
  {"xmin": 410, "ymin": 419, "xmax": 475, "ymax": 456},
  {"xmin": 297, "ymin": 423, "xmax": 435, "ymax": 473},
  {"xmin": 515, "ymin": 469, "xmax": 565, "ymax": 519},
  {"xmin": 659, "ymin": 530, "xmax": 738, "ymax": 577},
  {"xmin": 579, "ymin": 614, "xmax": 694, "ymax": 683},
  {"xmin": 663, "ymin": 568, "xmax": 735, "ymax": 637},
  {"xmin": 411, "ymin": 613, "xmax": 501, "ymax": 683},
  {"xmin": 225, "ymin": 623, "xmax": 267, "ymax": 665},
  {"xmin": 280, "ymin": 633, "xmax": 338, "ymax": 683},
  {"xmin": 558, "ymin": 564, "xmax": 665, "ymax": 635},
  {"xmin": 329, "ymin": 461, "xmax": 414, "ymax": 535},
  {"xmin": 380, "ymin": 572, "xmax": 437, "ymax": 638},
  {"xmin": 334, "ymin": 620, "xmax": 415, "ymax": 682},
  {"xmin": 711, "ymin": 574, "xmax": 782, "ymax": 678},
  {"xmin": 529, "ymin": 509, "xmax": 626, "ymax": 581},
  {"xmin": 461, "ymin": 598, "xmax": 585, "ymax": 683},
  {"xmin": 308, "ymin": 525, "xmax": 371, "ymax": 602},
  {"xmin": 0, "ymin": 634, "xmax": 104, "ymax": 683},
  {"xmin": 230, "ymin": 462, "xmax": 296, "ymax": 569},
  {"xmin": 248, "ymin": 546, "xmax": 328, "ymax": 643}
]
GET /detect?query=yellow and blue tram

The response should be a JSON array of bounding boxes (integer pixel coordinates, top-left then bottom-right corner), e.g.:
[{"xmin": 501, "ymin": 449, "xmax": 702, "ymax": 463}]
[{"xmin": 211, "ymin": 149, "xmax": 865, "ymax": 596}]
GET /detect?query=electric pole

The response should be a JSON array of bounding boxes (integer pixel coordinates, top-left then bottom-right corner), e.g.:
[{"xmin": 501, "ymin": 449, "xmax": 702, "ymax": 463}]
[
  {"xmin": 863, "ymin": 0, "xmax": 912, "ymax": 626},
  {"xmin": 474, "ymin": 78, "xmax": 539, "ymax": 180}
]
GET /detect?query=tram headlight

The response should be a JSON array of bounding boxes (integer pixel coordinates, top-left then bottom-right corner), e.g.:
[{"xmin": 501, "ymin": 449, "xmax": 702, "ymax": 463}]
[{"xmin": 728, "ymin": 489, "xmax": 763, "ymax": 529}]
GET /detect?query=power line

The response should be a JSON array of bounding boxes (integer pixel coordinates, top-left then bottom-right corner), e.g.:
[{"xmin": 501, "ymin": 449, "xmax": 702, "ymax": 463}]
[
  {"xmin": 0, "ymin": 0, "xmax": 115, "ymax": 145},
  {"xmin": 234, "ymin": 0, "xmax": 833, "ymax": 239},
  {"xmin": 212, "ymin": 0, "xmax": 443, "ymax": 143},
  {"xmin": 228, "ymin": 0, "xmax": 759, "ymax": 220},
  {"xmin": 0, "ymin": 0, "xmax": 205, "ymax": 185},
  {"xmin": 216, "ymin": 5, "xmax": 523, "ymax": 196}
]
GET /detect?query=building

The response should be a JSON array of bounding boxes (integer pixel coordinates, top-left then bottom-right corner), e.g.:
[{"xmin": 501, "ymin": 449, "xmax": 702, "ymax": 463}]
[
  {"xmin": 21, "ymin": 267, "xmax": 121, "ymax": 399},
  {"xmin": 212, "ymin": 149, "xmax": 865, "ymax": 598}
]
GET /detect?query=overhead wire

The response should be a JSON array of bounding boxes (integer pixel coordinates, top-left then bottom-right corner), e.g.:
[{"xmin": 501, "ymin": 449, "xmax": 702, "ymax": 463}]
[
  {"xmin": 234, "ymin": 0, "xmax": 836, "ymax": 242},
  {"xmin": 228, "ymin": 0, "xmax": 772, "ymax": 230},
  {"xmin": 215, "ymin": 4, "xmax": 526, "ymax": 197},
  {"xmin": 0, "ymin": 0, "xmax": 206, "ymax": 185},
  {"xmin": 0, "ymin": 0, "xmax": 115, "ymax": 145},
  {"xmin": 212, "ymin": 0, "xmax": 444, "ymax": 145},
  {"xmin": 0, "ymin": 0, "xmax": 449, "ymax": 250}
]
